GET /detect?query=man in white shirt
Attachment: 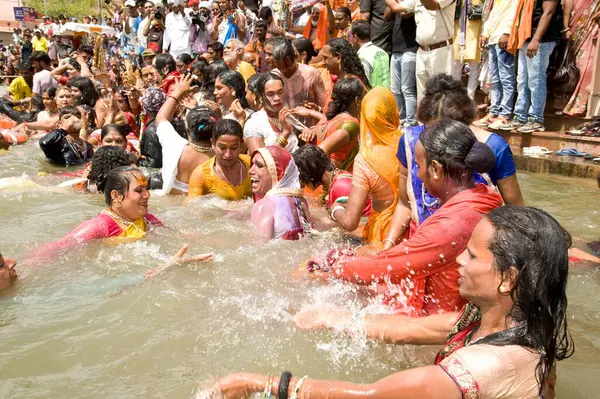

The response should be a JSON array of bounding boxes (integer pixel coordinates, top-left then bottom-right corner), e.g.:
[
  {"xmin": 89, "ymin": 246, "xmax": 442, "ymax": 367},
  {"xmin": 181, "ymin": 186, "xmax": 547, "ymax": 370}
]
[
  {"xmin": 385, "ymin": 0, "xmax": 456, "ymax": 100},
  {"xmin": 164, "ymin": 0, "xmax": 192, "ymax": 58},
  {"xmin": 138, "ymin": 0, "xmax": 156, "ymax": 52}
]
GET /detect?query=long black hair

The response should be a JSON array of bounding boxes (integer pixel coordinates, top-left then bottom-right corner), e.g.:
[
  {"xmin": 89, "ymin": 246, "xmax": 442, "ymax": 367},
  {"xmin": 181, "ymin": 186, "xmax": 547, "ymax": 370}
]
[
  {"xmin": 293, "ymin": 144, "xmax": 334, "ymax": 188},
  {"xmin": 481, "ymin": 206, "xmax": 574, "ymax": 394},
  {"xmin": 326, "ymin": 38, "xmax": 370, "ymax": 90},
  {"xmin": 326, "ymin": 77, "xmax": 363, "ymax": 120},
  {"xmin": 99, "ymin": 165, "xmax": 142, "ymax": 204},
  {"xmin": 186, "ymin": 105, "xmax": 216, "ymax": 143},
  {"xmin": 216, "ymin": 70, "xmax": 250, "ymax": 110},
  {"xmin": 67, "ymin": 76, "xmax": 98, "ymax": 108},
  {"xmin": 417, "ymin": 73, "xmax": 476, "ymax": 125},
  {"xmin": 255, "ymin": 72, "xmax": 284, "ymax": 112},
  {"xmin": 88, "ymin": 146, "xmax": 133, "ymax": 192},
  {"xmin": 419, "ymin": 118, "xmax": 495, "ymax": 183},
  {"xmin": 202, "ymin": 60, "xmax": 229, "ymax": 101}
]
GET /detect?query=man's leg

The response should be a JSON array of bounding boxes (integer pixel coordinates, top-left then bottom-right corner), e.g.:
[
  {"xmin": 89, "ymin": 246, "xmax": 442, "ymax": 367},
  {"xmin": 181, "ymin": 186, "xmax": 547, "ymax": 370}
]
[
  {"xmin": 400, "ymin": 51, "xmax": 417, "ymax": 126},
  {"xmin": 527, "ymin": 41, "xmax": 557, "ymax": 127},
  {"xmin": 415, "ymin": 48, "xmax": 429, "ymax": 103},
  {"xmin": 497, "ymin": 46, "xmax": 516, "ymax": 118},
  {"xmin": 513, "ymin": 43, "xmax": 530, "ymax": 125},
  {"xmin": 390, "ymin": 52, "xmax": 406, "ymax": 121}
]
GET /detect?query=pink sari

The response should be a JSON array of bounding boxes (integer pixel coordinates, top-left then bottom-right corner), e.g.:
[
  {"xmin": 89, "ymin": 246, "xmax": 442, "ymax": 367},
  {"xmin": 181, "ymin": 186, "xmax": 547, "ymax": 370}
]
[{"xmin": 563, "ymin": 0, "xmax": 600, "ymax": 116}]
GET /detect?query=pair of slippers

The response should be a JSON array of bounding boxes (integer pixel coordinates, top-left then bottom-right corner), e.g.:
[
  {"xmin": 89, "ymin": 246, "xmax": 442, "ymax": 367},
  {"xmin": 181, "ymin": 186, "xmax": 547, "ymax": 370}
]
[
  {"xmin": 555, "ymin": 147, "xmax": 600, "ymax": 162},
  {"xmin": 523, "ymin": 146, "xmax": 553, "ymax": 156}
]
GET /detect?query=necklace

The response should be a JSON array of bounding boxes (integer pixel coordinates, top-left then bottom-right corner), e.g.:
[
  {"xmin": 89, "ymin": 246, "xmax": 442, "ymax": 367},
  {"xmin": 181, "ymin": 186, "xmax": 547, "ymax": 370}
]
[
  {"xmin": 189, "ymin": 143, "xmax": 213, "ymax": 154},
  {"xmin": 102, "ymin": 208, "xmax": 147, "ymax": 233},
  {"xmin": 216, "ymin": 159, "xmax": 244, "ymax": 187},
  {"xmin": 421, "ymin": 184, "xmax": 440, "ymax": 209},
  {"xmin": 267, "ymin": 115, "xmax": 283, "ymax": 132}
]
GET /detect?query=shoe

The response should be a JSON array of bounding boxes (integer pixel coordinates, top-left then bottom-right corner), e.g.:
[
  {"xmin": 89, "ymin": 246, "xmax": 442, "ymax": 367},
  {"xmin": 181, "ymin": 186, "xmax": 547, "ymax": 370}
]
[
  {"xmin": 517, "ymin": 119, "xmax": 545, "ymax": 133},
  {"xmin": 473, "ymin": 114, "xmax": 496, "ymax": 127},
  {"xmin": 523, "ymin": 146, "xmax": 553, "ymax": 156},
  {"xmin": 487, "ymin": 115, "xmax": 511, "ymax": 130},
  {"xmin": 500, "ymin": 118, "xmax": 526, "ymax": 131}
]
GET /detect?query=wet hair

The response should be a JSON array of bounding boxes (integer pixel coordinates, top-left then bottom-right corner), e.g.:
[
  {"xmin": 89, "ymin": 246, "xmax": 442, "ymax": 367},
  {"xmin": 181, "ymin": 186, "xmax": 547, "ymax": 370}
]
[
  {"xmin": 271, "ymin": 37, "xmax": 295, "ymax": 63},
  {"xmin": 203, "ymin": 60, "xmax": 229, "ymax": 99},
  {"xmin": 350, "ymin": 20, "xmax": 369, "ymax": 41},
  {"xmin": 258, "ymin": 6, "xmax": 273, "ymax": 20},
  {"xmin": 419, "ymin": 118, "xmax": 495, "ymax": 183},
  {"xmin": 481, "ymin": 206, "xmax": 574, "ymax": 394},
  {"xmin": 212, "ymin": 118, "xmax": 243, "ymax": 141},
  {"xmin": 192, "ymin": 59, "xmax": 209, "ymax": 76},
  {"xmin": 325, "ymin": 38, "xmax": 370, "ymax": 90},
  {"xmin": 43, "ymin": 87, "xmax": 57, "ymax": 99},
  {"xmin": 208, "ymin": 41, "xmax": 224, "ymax": 57},
  {"xmin": 186, "ymin": 106, "xmax": 216, "ymax": 143},
  {"xmin": 67, "ymin": 77, "xmax": 98, "ymax": 107},
  {"xmin": 101, "ymin": 166, "xmax": 143, "ymax": 205},
  {"xmin": 336, "ymin": 6, "xmax": 352, "ymax": 18},
  {"xmin": 177, "ymin": 53, "xmax": 193, "ymax": 66},
  {"xmin": 255, "ymin": 72, "xmax": 284, "ymax": 106},
  {"xmin": 293, "ymin": 144, "xmax": 334, "ymax": 187},
  {"xmin": 326, "ymin": 77, "xmax": 363, "ymax": 120},
  {"xmin": 30, "ymin": 51, "xmax": 51, "ymax": 65},
  {"xmin": 217, "ymin": 70, "xmax": 250, "ymax": 109},
  {"xmin": 59, "ymin": 106, "xmax": 81, "ymax": 119},
  {"xmin": 155, "ymin": 53, "xmax": 177, "ymax": 74},
  {"xmin": 255, "ymin": 19, "xmax": 268, "ymax": 30},
  {"xmin": 100, "ymin": 124, "xmax": 127, "ymax": 141},
  {"xmin": 292, "ymin": 38, "xmax": 316, "ymax": 64},
  {"xmin": 247, "ymin": 72, "xmax": 268, "ymax": 97},
  {"xmin": 88, "ymin": 146, "xmax": 133, "ymax": 192},
  {"xmin": 417, "ymin": 73, "xmax": 476, "ymax": 125}
]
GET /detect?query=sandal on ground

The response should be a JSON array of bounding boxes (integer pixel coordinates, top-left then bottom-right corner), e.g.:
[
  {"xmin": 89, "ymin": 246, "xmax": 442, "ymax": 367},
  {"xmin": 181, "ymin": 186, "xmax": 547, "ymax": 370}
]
[
  {"xmin": 523, "ymin": 146, "xmax": 553, "ymax": 156},
  {"xmin": 555, "ymin": 147, "xmax": 590, "ymax": 157}
]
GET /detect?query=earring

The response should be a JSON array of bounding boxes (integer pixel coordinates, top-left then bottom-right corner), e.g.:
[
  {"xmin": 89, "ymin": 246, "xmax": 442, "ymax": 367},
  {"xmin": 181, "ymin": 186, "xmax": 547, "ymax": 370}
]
[
  {"xmin": 232, "ymin": 90, "xmax": 237, "ymax": 97},
  {"xmin": 499, "ymin": 286, "xmax": 508, "ymax": 294}
]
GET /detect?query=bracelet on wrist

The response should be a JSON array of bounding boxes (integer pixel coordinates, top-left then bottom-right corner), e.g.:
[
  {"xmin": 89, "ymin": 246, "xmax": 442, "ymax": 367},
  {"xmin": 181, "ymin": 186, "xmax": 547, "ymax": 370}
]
[
  {"xmin": 329, "ymin": 205, "xmax": 345, "ymax": 222},
  {"xmin": 275, "ymin": 134, "xmax": 288, "ymax": 147},
  {"xmin": 262, "ymin": 375, "xmax": 274, "ymax": 398},
  {"xmin": 383, "ymin": 238, "xmax": 396, "ymax": 247},
  {"xmin": 290, "ymin": 376, "xmax": 308, "ymax": 399},
  {"xmin": 278, "ymin": 371, "xmax": 293, "ymax": 399},
  {"xmin": 167, "ymin": 95, "xmax": 180, "ymax": 103},
  {"xmin": 561, "ymin": 27, "xmax": 570, "ymax": 33}
]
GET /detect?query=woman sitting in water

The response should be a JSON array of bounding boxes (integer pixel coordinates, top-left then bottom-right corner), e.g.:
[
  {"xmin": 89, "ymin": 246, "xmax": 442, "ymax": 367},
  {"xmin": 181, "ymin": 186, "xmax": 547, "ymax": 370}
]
[
  {"xmin": 213, "ymin": 70, "xmax": 252, "ymax": 127},
  {"xmin": 323, "ymin": 87, "xmax": 400, "ymax": 245},
  {"xmin": 38, "ymin": 106, "xmax": 94, "ymax": 166},
  {"xmin": 213, "ymin": 206, "xmax": 574, "ymax": 399},
  {"xmin": 250, "ymin": 146, "xmax": 311, "ymax": 240},
  {"xmin": 293, "ymin": 77, "xmax": 364, "ymax": 171},
  {"xmin": 384, "ymin": 74, "xmax": 525, "ymax": 250},
  {"xmin": 156, "ymin": 74, "xmax": 217, "ymax": 195},
  {"xmin": 309, "ymin": 120, "xmax": 502, "ymax": 316},
  {"xmin": 243, "ymin": 72, "xmax": 299, "ymax": 155},
  {"xmin": 293, "ymin": 144, "xmax": 371, "ymax": 216},
  {"xmin": 188, "ymin": 119, "xmax": 252, "ymax": 201}
]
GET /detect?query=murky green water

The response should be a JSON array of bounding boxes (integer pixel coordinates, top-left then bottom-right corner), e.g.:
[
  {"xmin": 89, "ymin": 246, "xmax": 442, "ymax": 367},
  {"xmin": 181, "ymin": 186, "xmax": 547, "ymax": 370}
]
[{"xmin": 0, "ymin": 142, "xmax": 599, "ymax": 398}]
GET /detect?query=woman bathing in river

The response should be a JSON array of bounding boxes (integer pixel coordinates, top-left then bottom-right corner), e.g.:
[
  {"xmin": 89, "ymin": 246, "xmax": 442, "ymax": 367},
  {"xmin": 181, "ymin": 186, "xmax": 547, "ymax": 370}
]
[{"xmin": 210, "ymin": 206, "xmax": 574, "ymax": 399}]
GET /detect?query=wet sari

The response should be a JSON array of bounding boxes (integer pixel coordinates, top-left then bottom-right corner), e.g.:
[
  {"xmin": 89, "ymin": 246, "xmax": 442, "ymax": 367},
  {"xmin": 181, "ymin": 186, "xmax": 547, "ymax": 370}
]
[
  {"xmin": 357, "ymin": 88, "xmax": 401, "ymax": 245},
  {"xmin": 315, "ymin": 112, "xmax": 360, "ymax": 171}
]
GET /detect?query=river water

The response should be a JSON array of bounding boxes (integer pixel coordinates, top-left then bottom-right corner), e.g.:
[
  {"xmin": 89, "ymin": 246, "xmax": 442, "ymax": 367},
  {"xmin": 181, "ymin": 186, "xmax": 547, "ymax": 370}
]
[{"xmin": 0, "ymin": 142, "xmax": 599, "ymax": 398}]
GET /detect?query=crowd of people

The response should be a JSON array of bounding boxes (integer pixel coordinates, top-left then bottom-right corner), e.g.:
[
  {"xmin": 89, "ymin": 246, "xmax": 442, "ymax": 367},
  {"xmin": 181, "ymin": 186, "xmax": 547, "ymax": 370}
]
[{"xmin": 1, "ymin": 0, "xmax": 599, "ymax": 397}]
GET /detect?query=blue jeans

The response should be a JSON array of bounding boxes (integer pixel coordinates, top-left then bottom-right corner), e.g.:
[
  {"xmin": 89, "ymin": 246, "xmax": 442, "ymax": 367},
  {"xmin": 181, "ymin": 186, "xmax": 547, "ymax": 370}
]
[
  {"xmin": 488, "ymin": 44, "xmax": 516, "ymax": 118},
  {"xmin": 514, "ymin": 41, "xmax": 557, "ymax": 124},
  {"xmin": 390, "ymin": 51, "xmax": 417, "ymax": 125}
]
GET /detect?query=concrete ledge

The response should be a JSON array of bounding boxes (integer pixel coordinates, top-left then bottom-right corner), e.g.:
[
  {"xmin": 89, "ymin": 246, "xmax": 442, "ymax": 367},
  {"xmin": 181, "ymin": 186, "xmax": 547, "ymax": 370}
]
[
  {"xmin": 498, "ymin": 130, "xmax": 600, "ymax": 153},
  {"xmin": 514, "ymin": 153, "xmax": 600, "ymax": 179}
]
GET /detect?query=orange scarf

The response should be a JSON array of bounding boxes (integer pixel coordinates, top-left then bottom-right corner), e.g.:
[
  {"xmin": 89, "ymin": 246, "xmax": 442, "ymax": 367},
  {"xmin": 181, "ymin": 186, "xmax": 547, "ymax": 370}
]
[
  {"xmin": 303, "ymin": 3, "xmax": 329, "ymax": 51},
  {"xmin": 507, "ymin": 0, "xmax": 535, "ymax": 55}
]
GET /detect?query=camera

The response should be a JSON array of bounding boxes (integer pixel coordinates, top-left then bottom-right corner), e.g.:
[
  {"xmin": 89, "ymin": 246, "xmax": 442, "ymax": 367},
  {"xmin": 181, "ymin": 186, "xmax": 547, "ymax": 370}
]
[
  {"xmin": 69, "ymin": 57, "xmax": 81, "ymax": 71},
  {"xmin": 154, "ymin": 9, "xmax": 163, "ymax": 19}
]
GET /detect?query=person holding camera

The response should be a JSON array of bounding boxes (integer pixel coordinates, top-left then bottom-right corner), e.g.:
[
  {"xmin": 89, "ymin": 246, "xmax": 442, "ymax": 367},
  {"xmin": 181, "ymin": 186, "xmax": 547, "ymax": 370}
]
[
  {"xmin": 140, "ymin": 1, "xmax": 165, "ymax": 54},
  {"xmin": 211, "ymin": 0, "xmax": 246, "ymax": 45},
  {"xmin": 188, "ymin": 0, "xmax": 213, "ymax": 55},
  {"xmin": 164, "ymin": 0, "xmax": 193, "ymax": 58}
]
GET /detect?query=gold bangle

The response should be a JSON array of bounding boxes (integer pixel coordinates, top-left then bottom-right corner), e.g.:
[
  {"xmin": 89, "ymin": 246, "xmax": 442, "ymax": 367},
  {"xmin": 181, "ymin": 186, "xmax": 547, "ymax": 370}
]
[{"xmin": 276, "ymin": 135, "xmax": 288, "ymax": 147}]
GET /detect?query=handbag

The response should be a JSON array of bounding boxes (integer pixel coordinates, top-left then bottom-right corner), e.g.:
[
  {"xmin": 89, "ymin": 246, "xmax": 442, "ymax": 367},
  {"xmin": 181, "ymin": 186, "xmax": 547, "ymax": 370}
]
[{"xmin": 547, "ymin": 39, "xmax": 580, "ymax": 95}]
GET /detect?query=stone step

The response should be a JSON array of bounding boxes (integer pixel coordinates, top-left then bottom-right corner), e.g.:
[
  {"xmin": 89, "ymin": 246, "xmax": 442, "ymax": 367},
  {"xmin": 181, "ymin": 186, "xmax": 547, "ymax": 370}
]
[
  {"xmin": 513, "ymin": 151, "xmax": 600, "ymax": 179},
  {"xmin": 497, "ymin": 130, "xmax": 600, "ymax": 154}
]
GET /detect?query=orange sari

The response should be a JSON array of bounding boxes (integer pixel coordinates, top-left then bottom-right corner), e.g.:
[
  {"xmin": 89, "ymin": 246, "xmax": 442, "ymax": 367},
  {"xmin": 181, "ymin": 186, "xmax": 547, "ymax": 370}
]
[
  {"xmin": 358, "ymin": 88, "xmax": 401, "ymax": 245},
  {"xmin": 315, "ymin": 112, "xmax": 359, "ymax": 171}
]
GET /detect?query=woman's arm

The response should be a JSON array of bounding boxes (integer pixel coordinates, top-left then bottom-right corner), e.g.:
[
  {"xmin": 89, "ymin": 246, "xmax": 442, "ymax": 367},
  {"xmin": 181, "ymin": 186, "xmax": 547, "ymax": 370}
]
[
  {"xmin": 214, "ymin": 366, "xmax": 461, "ymax": 399},
  {"xmin": 245, "ymin": 136, "xmax": 265, "ymax": 156},
  {"xmin": 383, "ymin": 165, "xmax": 412, "ymax": 249},
  {"xmin": 295, "ymin": 307, "xmax": 457, "ymax": 345},
  {"xmin": 318, "ymin": 128, "xmax": 352, "ymax": 156},
  {"xmin": 251, "ymin": 199, "xmax": 276, "ymax": 240},
  {"xmin": 20, "ymin": 117, "xmax": 59, "ymax": 132},
  {"xmin": 496, "ymin": 174, "xmax": 525, "ymax": 206},
  {"xmin": 331, "ymin": 183, "xmax": 370, "ymax": 232}
]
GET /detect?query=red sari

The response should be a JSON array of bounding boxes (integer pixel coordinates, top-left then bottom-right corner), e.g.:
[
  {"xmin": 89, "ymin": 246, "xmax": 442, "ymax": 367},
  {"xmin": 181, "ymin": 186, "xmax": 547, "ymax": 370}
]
[
  {"xmin": 333, "ymin": 185, "xmax": 503, "ymax": 316},
  {"xmin": 160, "ymin": 70, "xmax": 182, "ymax": 95}
]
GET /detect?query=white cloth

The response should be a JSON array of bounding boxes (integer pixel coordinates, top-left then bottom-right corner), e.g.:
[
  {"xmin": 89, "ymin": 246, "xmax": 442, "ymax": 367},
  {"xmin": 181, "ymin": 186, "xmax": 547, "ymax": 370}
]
[
  {"xmin": 138, "ymin": 17, "xmax": 151, "ymax": 48},
  {"xmin": 157, "ymin": 121, "xmax": 189, "ymax": 195},
  {"xmin": 482, "ymin": 0, "xmax": 519, "ymax": 45},
  {"xmin": 243, "ymin": 110, "xmax": 299, "ymax": 153},
  {"xmin": 416, "ymin": 45, "xmax": 454, "ymax": 101},
  {"xmin": 402, "ymin": 0, "xmax": 457, "ymax": 46},
  {"xmin": 164, "ymin": 11, "xmax": 192, "ymax": 57}
]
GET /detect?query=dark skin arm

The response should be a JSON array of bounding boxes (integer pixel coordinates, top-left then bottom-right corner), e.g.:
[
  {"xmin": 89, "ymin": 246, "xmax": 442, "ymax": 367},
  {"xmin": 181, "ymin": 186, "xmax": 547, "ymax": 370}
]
[
  {"xmin": 562, "ymin": 0, "xmax": 573, "ymax": 39},
  {"xmin": 527, "ymin": 0, "xmax": 558, "ymax": 58}
]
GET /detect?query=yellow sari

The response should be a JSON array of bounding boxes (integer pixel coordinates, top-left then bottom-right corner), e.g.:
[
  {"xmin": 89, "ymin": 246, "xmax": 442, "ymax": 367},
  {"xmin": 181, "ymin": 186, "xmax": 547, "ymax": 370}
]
[
  {"xmin": 188, "ymin": 155, "xmax": 252, "ymax": 201},
  {"xmin": 358, "ymin": 88, "xmax": 402, "ymax": 245}
]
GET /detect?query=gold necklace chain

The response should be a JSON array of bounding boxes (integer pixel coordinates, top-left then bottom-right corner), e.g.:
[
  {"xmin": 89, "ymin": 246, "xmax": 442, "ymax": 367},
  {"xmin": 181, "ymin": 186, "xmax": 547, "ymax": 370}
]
[
  {"xmin": 189, "ymin": 143, "xmax": 213, "ymax": 154},
  {"xmin": 102, "ymin": 208, "xmax": 146, "ymax": 233}
]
